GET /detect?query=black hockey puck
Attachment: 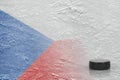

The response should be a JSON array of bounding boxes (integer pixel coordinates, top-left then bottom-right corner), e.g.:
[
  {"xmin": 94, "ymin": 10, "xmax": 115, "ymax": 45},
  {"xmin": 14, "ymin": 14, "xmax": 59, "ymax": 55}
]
[{"xmin": 89, "ymin": 59, "xmax": 110, "ymax": 70}]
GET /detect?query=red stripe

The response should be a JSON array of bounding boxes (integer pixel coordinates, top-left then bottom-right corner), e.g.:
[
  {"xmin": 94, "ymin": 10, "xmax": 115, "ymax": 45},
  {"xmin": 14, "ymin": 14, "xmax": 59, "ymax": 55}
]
[{"xmin": 18, "ymin": 40, "xmax": 90, "ymax": 80}]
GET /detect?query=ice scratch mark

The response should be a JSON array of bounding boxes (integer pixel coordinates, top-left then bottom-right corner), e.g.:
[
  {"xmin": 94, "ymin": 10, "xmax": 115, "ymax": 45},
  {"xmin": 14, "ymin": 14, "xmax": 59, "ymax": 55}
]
[{"xmin": 50, "ymin": 0, "xmax": 87, "ymax": 23}]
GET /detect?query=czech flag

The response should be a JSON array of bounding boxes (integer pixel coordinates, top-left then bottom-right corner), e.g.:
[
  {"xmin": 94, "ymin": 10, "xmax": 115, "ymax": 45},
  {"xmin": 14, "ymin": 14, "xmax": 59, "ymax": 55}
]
[{"xmin": 0, "ymin": 10, "xmax": 89, "ymax": 80}]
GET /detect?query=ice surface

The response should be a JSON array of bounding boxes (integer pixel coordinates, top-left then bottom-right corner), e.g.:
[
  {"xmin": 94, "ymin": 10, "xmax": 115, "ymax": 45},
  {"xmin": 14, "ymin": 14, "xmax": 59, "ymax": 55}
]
[{"xmin": 1, "ymin": 0, "xmax": 120, "ymax": 80}]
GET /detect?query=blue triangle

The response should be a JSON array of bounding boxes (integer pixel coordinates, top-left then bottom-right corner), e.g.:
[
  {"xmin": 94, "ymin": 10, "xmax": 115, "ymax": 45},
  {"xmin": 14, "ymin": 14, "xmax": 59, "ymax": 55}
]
[{"xmin": 0, "ymin": 10, "xmax": 53, "ymax": 79}]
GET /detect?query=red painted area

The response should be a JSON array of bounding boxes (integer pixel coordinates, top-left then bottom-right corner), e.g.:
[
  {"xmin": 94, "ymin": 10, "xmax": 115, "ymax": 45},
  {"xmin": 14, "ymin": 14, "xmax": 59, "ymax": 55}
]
[{"xmin": 18, "ymin": 40, "xmax": 89, "ymax": 80}]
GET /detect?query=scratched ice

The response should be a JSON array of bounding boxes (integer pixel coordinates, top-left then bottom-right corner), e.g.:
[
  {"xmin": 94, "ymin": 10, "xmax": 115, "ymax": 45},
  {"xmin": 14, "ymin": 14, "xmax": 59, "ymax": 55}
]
[{"xmin": 1, "ymin": 0, "xmax": 120, "ymax": 80}]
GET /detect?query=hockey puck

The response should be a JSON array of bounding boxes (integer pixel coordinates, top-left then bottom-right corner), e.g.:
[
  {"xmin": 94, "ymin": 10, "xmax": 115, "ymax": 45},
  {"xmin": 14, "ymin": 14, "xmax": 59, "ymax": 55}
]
[{"xmin": 89, "ymin": 59, "xmax": 110, "ymax": 70}]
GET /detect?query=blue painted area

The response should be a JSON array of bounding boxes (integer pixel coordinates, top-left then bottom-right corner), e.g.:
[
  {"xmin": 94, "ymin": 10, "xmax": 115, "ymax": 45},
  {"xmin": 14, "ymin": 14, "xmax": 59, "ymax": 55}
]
[{"xmin": 0, "ymin": 10, "xmax": 53, "ymax": 79}]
